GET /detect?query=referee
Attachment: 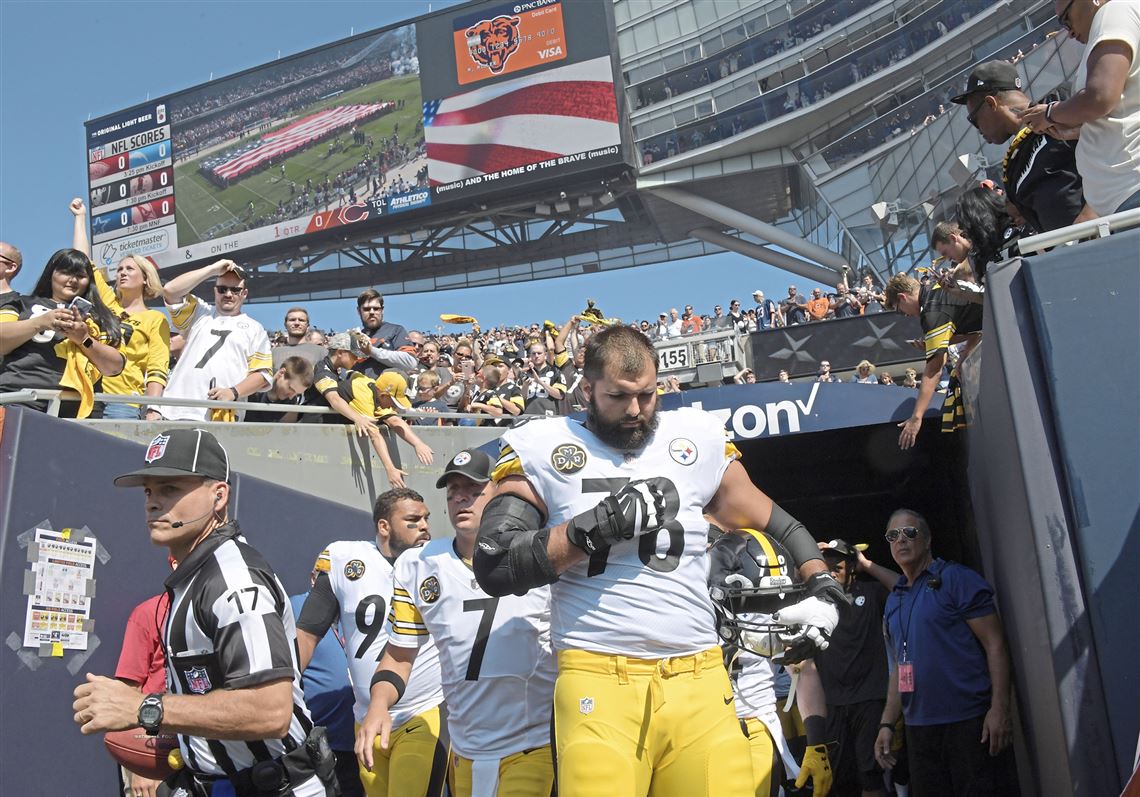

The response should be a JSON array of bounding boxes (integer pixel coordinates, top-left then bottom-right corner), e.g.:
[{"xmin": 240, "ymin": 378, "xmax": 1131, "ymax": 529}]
[{"xmin": 73, "ymin": 428, "xmax": 337, "ymax": 796}]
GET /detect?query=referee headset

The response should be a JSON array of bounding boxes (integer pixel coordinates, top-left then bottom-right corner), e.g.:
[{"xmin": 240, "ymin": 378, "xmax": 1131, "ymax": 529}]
[{"xmin": 169, "ymin": 486, "xmax": 226, "ymax": 528}]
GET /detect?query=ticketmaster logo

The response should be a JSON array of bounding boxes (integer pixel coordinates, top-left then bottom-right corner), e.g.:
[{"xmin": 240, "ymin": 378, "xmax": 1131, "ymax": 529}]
[
  {"xmin": 388, "ymin": 190, "xmax": 431, "ymax": 214},
  {"xmin": 98, "ymin": 227, "xmax": 170, "ymax": 267}
]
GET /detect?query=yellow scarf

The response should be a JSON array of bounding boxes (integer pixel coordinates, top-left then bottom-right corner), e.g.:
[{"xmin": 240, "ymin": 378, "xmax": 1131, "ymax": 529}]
[{"xmin": 53, "ymin": 320, "xmax": 102, "ymax": 419}]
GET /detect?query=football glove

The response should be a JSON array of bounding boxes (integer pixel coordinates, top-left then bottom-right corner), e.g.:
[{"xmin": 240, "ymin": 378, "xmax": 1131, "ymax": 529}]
[
  {"xmin": 795, "ymin": 744, "xmax": 833, "ymax": 797},
  {"xmin": 565, "ymin": 480, "xmax": 664, "ymax": 554}
]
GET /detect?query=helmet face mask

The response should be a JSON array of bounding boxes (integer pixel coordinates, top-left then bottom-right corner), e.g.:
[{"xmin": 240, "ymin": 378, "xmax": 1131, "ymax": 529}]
[{"xmin": 709, "ymin": 530, "xmax": 808, "ymax": 658}]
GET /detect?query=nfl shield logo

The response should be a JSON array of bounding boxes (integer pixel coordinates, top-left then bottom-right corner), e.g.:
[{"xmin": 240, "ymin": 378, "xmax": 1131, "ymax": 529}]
[
  {"xmin": 579, "ymin": 697, "xmax": 594, "ymax": 715},
  {"xmin": 185, "ymin": 666, "xmax": 212, "ymax": 694},
  {"xmin": 145, "ymin": 434, "xmax": 170, "ymax": 463}
]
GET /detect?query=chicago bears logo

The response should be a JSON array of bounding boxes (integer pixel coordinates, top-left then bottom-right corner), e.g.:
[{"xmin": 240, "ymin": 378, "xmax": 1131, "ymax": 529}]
[
  {"xmin": 419, "ymin": 576, "xmax": 441, "ymax": 604},
  {"xmin": 551, "ymin": 443, "xmax": 587, "ymax": 474},
  {"xmin": 344, "ymin": 559, "xmax": 367, "ymax": 581},
  {"xmin": 465, "ymin": 15, "xmax": 522, "ymax": 75}
]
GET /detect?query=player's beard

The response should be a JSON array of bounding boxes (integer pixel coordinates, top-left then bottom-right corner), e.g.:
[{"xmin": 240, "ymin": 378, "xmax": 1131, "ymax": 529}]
[{"xmin": 587, "ymin": 395, "xmax": 659, "ymax": 451}]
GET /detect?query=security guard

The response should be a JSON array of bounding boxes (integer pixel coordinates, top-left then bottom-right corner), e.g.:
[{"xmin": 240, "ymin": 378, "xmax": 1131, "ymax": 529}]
[{"xmin": 74, "ymin": 428, "xmax": 335, "ymax": 796}]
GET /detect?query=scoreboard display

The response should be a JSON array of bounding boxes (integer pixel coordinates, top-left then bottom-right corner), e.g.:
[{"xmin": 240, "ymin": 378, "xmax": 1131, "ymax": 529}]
[{"xmin": 83, "ymin": 0, "xmax": 630, "ymax": 271}]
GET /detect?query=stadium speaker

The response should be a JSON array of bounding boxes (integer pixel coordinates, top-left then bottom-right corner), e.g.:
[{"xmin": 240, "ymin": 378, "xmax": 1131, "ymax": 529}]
[{"xmin": 554, "ymin": 199, "xmax": 571, "ymax": 214}]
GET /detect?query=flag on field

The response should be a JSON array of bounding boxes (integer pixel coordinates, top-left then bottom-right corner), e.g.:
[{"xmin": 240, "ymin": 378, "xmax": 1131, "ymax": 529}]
[
  {"xmin": 423, "ymin": 55, "xmax": 620, "ymax": 187},
  {"xmin": 208, "ymin": 104, "xmax": 391, "ymax": 182}
]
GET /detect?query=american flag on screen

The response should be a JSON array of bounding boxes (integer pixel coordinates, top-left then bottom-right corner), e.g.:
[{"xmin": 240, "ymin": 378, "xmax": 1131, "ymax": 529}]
[
  {"xmin": 211, "ymin": 104, "xmax": 390, "ymax": 181},
  {"xmin": 423, "ymin": 55, "xmax": 620, "ymax": 186}
]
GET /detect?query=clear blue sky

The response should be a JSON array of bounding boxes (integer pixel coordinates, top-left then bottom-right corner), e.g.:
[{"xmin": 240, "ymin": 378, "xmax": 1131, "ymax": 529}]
[{"xmin": 0, "ymin": 1, "xmax": 833, "ymax": 335}]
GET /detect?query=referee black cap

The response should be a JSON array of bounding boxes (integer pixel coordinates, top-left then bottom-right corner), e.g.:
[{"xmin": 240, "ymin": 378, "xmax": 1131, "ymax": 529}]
[
  {"xmin": 435, "ymin": 448, "xmax": 492, "ymax": 488},
  {"xmin": 950, "ymin": 60, "xmax": 1022, "ymax": 104},
  {"xmin": 114, "ymin": 428, "xmax": 231, "ymax": 487}
]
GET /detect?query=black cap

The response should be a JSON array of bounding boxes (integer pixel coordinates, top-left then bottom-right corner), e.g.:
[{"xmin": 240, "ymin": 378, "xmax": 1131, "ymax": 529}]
[
  {"xmin": 114, "ymin": 429, "xmax": 231, "ymax": 487},
  {"xmin": 819, "ymin": 538, "xmax": 868, "ymax": 559},
  {"xmin": 950, "ymin": 60, "xmax": 1022, "ymax": 104},
  {"xmin": 435, "ymin": 448, "xmax": 493, "ymax": 488}
]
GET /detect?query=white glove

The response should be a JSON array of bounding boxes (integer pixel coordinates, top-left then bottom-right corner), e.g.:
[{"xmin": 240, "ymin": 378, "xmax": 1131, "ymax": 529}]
[{"xmin": 772, "ymin": 596, "xmax": 839, "ymax": 638}]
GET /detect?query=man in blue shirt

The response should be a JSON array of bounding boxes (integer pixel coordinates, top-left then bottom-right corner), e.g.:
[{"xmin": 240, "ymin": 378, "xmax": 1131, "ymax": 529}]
[{"xmin": 873, "ymin": 509, "xmax": 1015, "ymax": 796}]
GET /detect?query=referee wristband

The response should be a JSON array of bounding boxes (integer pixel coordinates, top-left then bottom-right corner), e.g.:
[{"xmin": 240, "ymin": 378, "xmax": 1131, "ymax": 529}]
[
  {"xmin": 369, "ymin": 671, "xmax": 406, "ymax": 704},
  {"xmin": 878, "ymin": 722, "xmax": 895, "ymax": 733}
]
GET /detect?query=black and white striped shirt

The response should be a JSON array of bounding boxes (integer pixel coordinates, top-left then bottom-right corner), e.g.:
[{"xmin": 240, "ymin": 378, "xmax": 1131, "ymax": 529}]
[{"xmin": 163, "ymin": 522, "xmax": 313, "ymax": 779}]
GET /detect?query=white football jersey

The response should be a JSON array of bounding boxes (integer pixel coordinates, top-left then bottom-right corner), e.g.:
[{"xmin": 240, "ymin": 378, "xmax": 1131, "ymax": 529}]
[
  {"xmin": 387, "ymin": 538, "xmax": 556, "ymax": 758},
  {"xmin": 495, "ymin": 407, "xmax": 736, "ymax": 657},
  {"xmin": 153, "ymin": 295, "xmax": 272, "ymax": 421},
  {"xmin": 314, "ymin": 541, "xmax": 444, "ymax": 726}
]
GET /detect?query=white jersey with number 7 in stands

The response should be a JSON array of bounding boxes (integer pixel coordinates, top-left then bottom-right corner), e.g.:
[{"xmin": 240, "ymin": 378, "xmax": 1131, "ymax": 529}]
[
  {"xmin": 493, "ymin": 407, "xmax": 739, "ymax": 658},
  {"xmin": 387, "ymin": 539, "xmax": 556, "ymax": 758},
  {"xmin": 315, "ymin": 541, "xmax": 444, "ymax": 726},
  {"xmin": 154, "ymin": 294, "xmax": 272, "ymax": 421}
]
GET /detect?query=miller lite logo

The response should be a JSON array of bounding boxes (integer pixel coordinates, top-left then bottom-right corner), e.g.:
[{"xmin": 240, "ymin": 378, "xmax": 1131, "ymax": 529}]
[
  {"xmin": 145, "ymin": 434, "xmax": 170, "ymax": 463},
  {"xmin": 465, "ymin": 15, "xmax": 522, "ymax": 74}
]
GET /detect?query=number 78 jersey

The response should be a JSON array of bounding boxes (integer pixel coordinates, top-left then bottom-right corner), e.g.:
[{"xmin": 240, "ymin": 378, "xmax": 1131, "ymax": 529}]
[
  {"xmin": 494, "ymin": 407, "xmax": 739, "ymax": 658},
  {"xmin": 386, "ymin": 539, "xmax": 556, "ymax": 759}
]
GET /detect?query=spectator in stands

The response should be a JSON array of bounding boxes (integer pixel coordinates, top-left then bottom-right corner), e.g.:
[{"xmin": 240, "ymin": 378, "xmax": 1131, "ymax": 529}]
[
  {"xmin": 415, "ymin": 340, "xmax": 452, "ymax": 389},
  {"xmin": 744, "ymin": 309, "xmax": 759, "ymax": 333},
  {"xmin": 878, "ymin": 372, "xmax": 895, "ymax": 386},
  {"xmin": 0, "ymin": 248, "xmax": 124, "ymax": 417},
  {"xmin": 860, "ymin": 275, "xmax": 887, "ymax": 314},
  {"xmin": 752, "ymin": 290, "xmax": 779, "ymax": 330},
  {"xmin": 901, "ymin": 368, "xmax": 918, "ymax": 389},
  {"xmin": 875, "ymin": 510, "xmax": 1015, "ymax": 796},
  {"xmin": 931, "ymin": 222, "xmax": 973, "ymax": 274},
  {"xmin": 885, "ymin": 273, "xmax": 983, "ymax": 448},
  {"xmin": 781, "ymin": 285, "xmax": 810, "ymax": 325},
  {"xmin": 727, "ymin": 299, "xmax": 748, "ymax": 332},
  {"xmin": 817, "ymin": 360, "xmax": 836, "ymax": 382},
  {"xmin": 520, "ymin": 340, "xmax": 564, "ymax": 416},
  {"xmin": 465, "ymin": 354, "xmax": 521, "ymax": 426},
  {"xmin": 151, "ymin": 260, "xmax": 270, "ymax": 422},
  {"xmin": 667, "ymin": 307, "xmax": 683, "ymax": 337},
  {"xmin": 951, "ymin": 60, "xmax": 1088, "ymax": 231},
  {"xmin": 305, "ymin": 329, "xmax": 328, "ymax": 346},
  {"xmin": 553, "ymin": 315, "xmax": 588, "ymax": 414},
  {"xmin": 354, "ymin": 289, "xmax": 414, "ymax": 378},
  {"xmin": 732, "ymin": 368, "xmax": 757, "ymax": 384},
  {"xmin": 832, "ymin": 281, "xmax": 861, "ymax": 319},
  {"xmin": 778, "ymin": 369, "xmax": 791, "ymax": 383},
  {"xmin": 955, "ymin": 187, "xmax": 1016, "ymax": 280},
  {"xmin": 1022, "ymin": 0, "xmax": 1140, "ymax": 216},
  {"xmin": 409, "ymin": 370, "xmax": 449, "ymax": 425},
  {"xmin": 70, "ymin": 199, "xmax": 170, "ymax": 421},
  {"xmin": 283, "ymin": 307, "xmax": 311, "ymax": 345},
  {"xmin": 710, "ymin": 304, "xmax": 730, "ymax": 331},
  {"xmin": 807, "ymin": 287, "xmax": 831, "ymax": 321},
  {"xmin": 242, "ymin": 356, "xmax": 314, "ymax": 423},
  {"xmin": 0, "ymin": 241, "xmax": 22, "ymax": 306},
  {"xmin": 853, "ymin": 360, "xmax": 877, "ymax": 383},
  {"xmin": 680, "ymin": 304, "xmax": 703, "ymax": 335},
  {"xmin": 273, "ymin": 308, "xmax": 325, "ymax": 368},
  {"xmin": 440, "ymin": 338, "xmax": 477, "ymax": 411},
  {"xmin": 654, "ymin": 312, "xmax": 670, "ymax": 339}
]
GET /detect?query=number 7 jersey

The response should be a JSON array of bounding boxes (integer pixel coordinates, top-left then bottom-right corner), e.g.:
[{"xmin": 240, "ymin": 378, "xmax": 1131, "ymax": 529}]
[
  {"xmin": 494, "ymin": 407, "xmax": 739, "ymax": 658},
  {"xmin": 314, "ymin": 541, "xmax": 443, "ymax": 727}
]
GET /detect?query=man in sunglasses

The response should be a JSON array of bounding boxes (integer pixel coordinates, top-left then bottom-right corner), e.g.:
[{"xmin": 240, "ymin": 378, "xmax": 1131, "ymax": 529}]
[
  {"xmin": 874, "ymin": 510, "xmax": 1016, "ymax": 796},
  {"xmin": 151, "ymin": 259, "xmax": 273, "ymax": 421},
  {"xmin": 950, "ymin": 60, "xmax": 1087, "ymax": 233}
]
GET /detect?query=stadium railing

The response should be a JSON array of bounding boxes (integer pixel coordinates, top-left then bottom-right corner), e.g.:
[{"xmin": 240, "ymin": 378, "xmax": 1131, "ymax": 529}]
[{"xmin": 653, "ymin": 327, "xmax": 747, "ymax": 386}]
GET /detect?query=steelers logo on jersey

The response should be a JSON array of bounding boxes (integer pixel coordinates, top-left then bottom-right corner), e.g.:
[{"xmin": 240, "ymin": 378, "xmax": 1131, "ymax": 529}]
[
  {"xmin": 419, "ymin": 575, "xmax": 441, "ymax": 604},
  {"xmin": 551, "ymin": 443, "xmax": 587, "ymax": 474},
  {"xmin": 344, "ymin": 559, "xmax": 367, "ymax": 580},
  {"xmin": 668, "ymin": 437, "xmax": 698, "ymax": 465}
]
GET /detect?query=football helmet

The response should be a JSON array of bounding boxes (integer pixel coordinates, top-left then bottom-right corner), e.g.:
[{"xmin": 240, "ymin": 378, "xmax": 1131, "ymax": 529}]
[{"xmin": 708, "ymin": 529, "xmax": 808, "ymax": 658}]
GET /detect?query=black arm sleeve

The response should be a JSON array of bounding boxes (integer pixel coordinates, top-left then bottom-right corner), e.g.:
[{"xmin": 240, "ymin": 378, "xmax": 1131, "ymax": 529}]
[
  {"xmin": 765, "ymin": 503, "xmax": 824, "ymax": 568},
  {"xmin": 473, "ymin": 494, "xmax": 559, "ymax": 598},
  {"xmin": 295, "ymin": 571, "xmax": 340, "ymax": 636}
]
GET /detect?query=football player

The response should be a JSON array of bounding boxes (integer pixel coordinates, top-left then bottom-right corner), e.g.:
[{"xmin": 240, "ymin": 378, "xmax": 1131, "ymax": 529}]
[
  {"xmin": 295, "ymin": 488, "xmax": 447, "ymax": 797},
  {"xmin": 471, "ymin": 325, "xmax": 846, "ymax": 797},
  {"xmin": 709, "ymin": 529, "xmax": 833, "ymax": 797},
  {"xmin": 356, "ymin": 449, "xmax": 557, "ymax": 797}
]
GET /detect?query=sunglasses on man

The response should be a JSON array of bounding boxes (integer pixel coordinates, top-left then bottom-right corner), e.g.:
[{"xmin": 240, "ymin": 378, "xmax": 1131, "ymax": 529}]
[{"xmin": 885, "ymin": 526, "xmax": 921, "ymax": 543}]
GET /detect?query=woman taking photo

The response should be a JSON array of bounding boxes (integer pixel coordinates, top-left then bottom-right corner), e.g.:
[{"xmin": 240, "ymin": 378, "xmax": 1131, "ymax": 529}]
[
  {"xmin": 0, "ymin": 248, "xmax": 124, "ymax": 417},
  {"xmin": 71, "ymin": 199, "xmax": 170, "ymax": 419}
]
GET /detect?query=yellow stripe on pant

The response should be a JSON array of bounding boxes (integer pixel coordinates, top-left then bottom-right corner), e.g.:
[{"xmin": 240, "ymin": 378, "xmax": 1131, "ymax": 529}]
[
  {"xmin": 740, "ymin": 717, "xmax": 778, "ymax": 797},
  {"xmin": 553, "ymin": 647, "xmax": 753, "ymax": 797},
  {"xmin": 355, "ymin": 705, "xmax": 449, "ymax": 797},
  {"xmin": 450, "ymin": 745, "xmax": 554, "ymax": 797}
]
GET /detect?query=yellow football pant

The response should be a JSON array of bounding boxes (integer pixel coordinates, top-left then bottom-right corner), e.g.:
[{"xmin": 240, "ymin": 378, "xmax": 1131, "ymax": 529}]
[
  {"xmin": 741, "ymin": 717, "xmax": 778, "ymax": 797},
  {"xmin": 554, "ymin": 647, "xmax": 753, "ymax": 797},
  {"xmin": 356, "ymin": 705, "xmax": 448, "ymax": 797},
  {"xmin": 450, "ymin": 745, "xmax": 554, "ymax": 797}
]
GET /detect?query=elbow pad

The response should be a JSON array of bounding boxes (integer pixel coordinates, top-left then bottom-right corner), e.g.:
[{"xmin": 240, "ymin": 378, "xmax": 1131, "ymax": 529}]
[
  {"xmin": 473, "ymin": 494, "xmax": 558, "ymax": 597},
  {"xmin": 765, "ymin": 503, "xmax": 824, "ymax": 568}
]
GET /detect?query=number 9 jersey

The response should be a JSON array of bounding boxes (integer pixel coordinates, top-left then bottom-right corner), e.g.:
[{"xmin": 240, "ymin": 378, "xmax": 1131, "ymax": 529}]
[{"xmin": 494, "ymin": 407, "xmax": 739, "ymax": 658}]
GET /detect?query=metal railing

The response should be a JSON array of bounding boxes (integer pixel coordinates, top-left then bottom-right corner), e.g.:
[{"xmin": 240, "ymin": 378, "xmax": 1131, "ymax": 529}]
[
  {"xmin": 1016, "ymin": 207, "xmax": 1140, "ymax": 255},
  {"xmin": 653, "ymin": 327, "xmax": 747, "ymax": 383}
]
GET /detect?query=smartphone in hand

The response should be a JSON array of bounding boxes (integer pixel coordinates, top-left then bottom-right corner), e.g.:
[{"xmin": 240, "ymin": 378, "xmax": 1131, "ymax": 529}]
[{"xmin": 68, "ymin": 296, "xmax": 94, "ymax": 319}]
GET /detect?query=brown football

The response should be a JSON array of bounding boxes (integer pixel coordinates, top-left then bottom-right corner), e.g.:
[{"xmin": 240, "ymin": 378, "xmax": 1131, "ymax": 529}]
[{"xmin": 103, "ymin": 729, "xmax": 178, "ymax": 781}]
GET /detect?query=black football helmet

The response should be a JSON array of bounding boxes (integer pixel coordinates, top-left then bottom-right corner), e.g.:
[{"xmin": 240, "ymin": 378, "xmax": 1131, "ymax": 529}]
[{"xmin": 708, "ymin": 529, "xmax": 808, "ymax": 658}]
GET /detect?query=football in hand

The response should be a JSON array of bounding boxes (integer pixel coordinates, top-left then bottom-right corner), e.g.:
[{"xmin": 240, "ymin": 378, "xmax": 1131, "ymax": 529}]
[{"xmin": 103, "ymin": 729, "xmax": 178, "ymax": 780}]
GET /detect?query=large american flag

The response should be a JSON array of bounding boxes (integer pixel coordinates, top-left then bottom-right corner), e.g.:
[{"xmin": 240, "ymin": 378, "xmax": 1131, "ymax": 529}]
[
  {"xmin": 423, "ymin": 55, "xmax": 620, "ymax": 186},
  {"xmin": 209, "ymin": 104, "xmax": 389, "ymax": 182}
]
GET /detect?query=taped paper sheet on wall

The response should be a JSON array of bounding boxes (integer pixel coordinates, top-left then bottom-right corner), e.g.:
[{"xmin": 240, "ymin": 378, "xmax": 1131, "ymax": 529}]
[{"xmin": 22, "ymin": 528, "xmax": 98, "ymax": 651}]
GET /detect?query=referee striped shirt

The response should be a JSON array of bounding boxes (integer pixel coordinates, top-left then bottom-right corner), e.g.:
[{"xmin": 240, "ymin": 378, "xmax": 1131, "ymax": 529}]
[{"xmin": 163, "ymin": 522, "xmax": 314, "ymax": 779}]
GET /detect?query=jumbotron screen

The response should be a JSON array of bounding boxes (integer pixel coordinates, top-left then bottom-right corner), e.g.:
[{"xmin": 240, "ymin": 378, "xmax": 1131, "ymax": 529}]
[{"xmin": 84, "ymin": 0, "xmax": 628, "ymax": 270}]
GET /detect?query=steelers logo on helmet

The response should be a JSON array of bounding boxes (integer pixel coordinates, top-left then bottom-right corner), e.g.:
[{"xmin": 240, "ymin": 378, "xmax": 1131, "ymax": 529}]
[
  {"xmin": 668, "ymin": 437, "xmax": 698, "ymax": 466},
  {"xmin": 419, "ymin": 575, "xmax": 441, "ymax": 604},
  {"xmin": 707, "ymin": 529, "xmax": 807, "ymax": 658},
  {"xmin": 551, "ymin": 443, "xmax": 587, "ymax": 474},
  {"xmin": 344, "ymin": 559, "xmax": 367, "ymax": 581}
]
